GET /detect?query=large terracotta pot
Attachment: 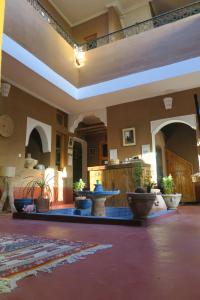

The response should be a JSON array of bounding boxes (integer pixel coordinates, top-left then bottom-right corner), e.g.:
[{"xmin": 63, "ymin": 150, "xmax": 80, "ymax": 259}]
[
  {"xmin": 35, "ymin": 197, "xmax": 50, "ymax": 213},
  {"xmin": 162, "ymin": 194, "xmax": 182, "ymax": 210},
  {"xmin": 127, "ymin": 193, "xmax": 156, "ymax": 220}
]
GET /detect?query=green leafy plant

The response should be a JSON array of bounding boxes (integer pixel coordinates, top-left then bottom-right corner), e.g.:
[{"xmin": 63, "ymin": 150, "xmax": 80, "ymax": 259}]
[
  {"xmin": 133, "ymin": 161, "xmax": 142, "ymax": 188},
  {"xmin": 144, "ymin": 177, "xmax": 156, "ymax": 193},
  {"xmin": 73, "ymin": 179, "xmax": 86, "ymax": 191},
  {"xmin": 162, "ymin": 175, "xmax": 175, "ymax": 194},
  {"xmin": 24, "ymin": 175, "xmax": 53, "ymax": 199}
]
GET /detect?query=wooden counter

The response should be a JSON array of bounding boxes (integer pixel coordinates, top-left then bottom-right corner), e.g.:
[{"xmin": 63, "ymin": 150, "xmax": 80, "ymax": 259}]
[{"xmin": 88, "ymin": 162, "xmax": 151, "ymax": 207}]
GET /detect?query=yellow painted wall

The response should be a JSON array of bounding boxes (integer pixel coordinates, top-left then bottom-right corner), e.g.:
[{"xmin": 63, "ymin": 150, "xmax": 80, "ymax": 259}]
[{"xmin": 0, "ymin": 0, "xmax": 5, "ymax": 84}]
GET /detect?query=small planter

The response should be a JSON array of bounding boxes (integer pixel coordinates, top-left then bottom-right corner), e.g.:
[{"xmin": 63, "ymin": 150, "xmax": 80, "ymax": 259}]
[
  {"xmin": 35, "ymin": 197, "xmax": 50, "ymax": 213},
  {"xmin": 127, "ymin": 193, "xmax": 156, "ymax": 220},
  {"xmin": 14, "ymin": 198, "xmax": 33, "ymax": 212},
  {"xmin": 162, "ymin": 194, "xmax": 182, "ymax": 210},
  {"xmin": 75, "ymin": 198, "xmax": 92, "ymax": 210}
]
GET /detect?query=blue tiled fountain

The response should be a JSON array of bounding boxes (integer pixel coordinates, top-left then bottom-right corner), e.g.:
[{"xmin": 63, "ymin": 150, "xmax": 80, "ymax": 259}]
[
  {"xmin": 13, "ymin": 183, "xmax": 175, "ymax": 226},
  {"xmin": 78, "ymin": 182, "xmax": 120, "ymax": 217}
]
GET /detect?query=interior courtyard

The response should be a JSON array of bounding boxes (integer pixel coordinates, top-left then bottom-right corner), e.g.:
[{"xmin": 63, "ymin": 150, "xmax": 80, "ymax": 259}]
[{"xmin": 1, "ymin": 0, "xmax": 200, "ymax": 298}]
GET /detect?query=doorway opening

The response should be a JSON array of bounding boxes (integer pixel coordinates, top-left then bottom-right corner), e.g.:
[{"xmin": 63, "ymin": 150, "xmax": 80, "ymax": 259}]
[
  {"xmin": 75, "ymin": 116, "xmax": 108, "ymax": 167},
  {"xmin": 155, "ymin": 122, "xmax": 198, "ymax": 203},
  {"xmin": 26, "ymin": 128, "xmax": 50, "ymax": 168},
  {"xmin": 72, "ymin": 115, "xmax": 108, "ymax": 185}
]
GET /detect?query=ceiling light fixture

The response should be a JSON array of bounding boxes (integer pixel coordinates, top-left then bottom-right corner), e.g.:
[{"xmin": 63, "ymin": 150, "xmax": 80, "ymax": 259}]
[{"xmin": 74, "ymin": 45, "xmax": 85, "ymax": 68}]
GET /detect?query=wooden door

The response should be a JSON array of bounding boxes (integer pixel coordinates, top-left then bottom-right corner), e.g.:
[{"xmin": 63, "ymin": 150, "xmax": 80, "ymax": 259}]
[
  {"xmin": 166, "ymin": 149, "xmax": 195, "ymax": 202},
  {"xmin": 99, "ymin": 142, "xmax": 108, "ymax": 165},
  {"xmin": 73, "ymin": 141, "xmax": 82, "ymax": 183}
]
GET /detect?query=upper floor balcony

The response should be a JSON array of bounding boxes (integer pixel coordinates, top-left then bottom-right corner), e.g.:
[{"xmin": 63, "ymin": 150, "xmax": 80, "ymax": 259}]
[
  {"xmin": 4, "ymin": 0, "xmax": 200, "ymax": 86},
  {"xmin": 3, "ymin": 0, "xmax": 200, "ymax": 114}
]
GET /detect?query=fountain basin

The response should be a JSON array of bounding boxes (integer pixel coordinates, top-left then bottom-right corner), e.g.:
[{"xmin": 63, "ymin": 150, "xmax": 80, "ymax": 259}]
[
  {"xmin": 13, "ymin": 207, "xmax": 176, "ymax": 226},
  {"xmin": 79, "ymin": 190, "xmax": 120, "ymax": 216}
]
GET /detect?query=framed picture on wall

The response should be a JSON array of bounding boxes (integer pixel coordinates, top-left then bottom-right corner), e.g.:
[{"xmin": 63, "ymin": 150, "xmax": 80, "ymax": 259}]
[
  {"xmin": 68, "ymin": 136, "xmax": 74, "ymax": 148},
  {"xmin": 122, "ymin": 128, "xmax": 136, "ymax": 146}
]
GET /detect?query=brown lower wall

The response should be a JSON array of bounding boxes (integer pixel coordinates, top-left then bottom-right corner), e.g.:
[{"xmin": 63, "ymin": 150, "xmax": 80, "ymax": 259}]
[
  {"xmin": 107, "ymin": 88, "xmax": 198, "ymax": 162},
  {"xmin": 0, "ymin": 85, "xmax": 73, "ymax": 203},
  {"xmin": 0, "ymin": 85, "xmax": 69, "ymax": 169},
  {"xmin": 107, "ymin": 88, "xmax": 199, "ymax": 201}
]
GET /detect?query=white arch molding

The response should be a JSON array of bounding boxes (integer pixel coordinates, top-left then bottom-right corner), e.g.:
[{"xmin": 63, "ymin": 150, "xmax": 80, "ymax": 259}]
[
  {"xmin": 26, "ymin": 117, "xmax": 52, "ymax": 152},
  {"xmin": 150, "ymin": 114, "xmax": 197, "ymax": 181},
  {"xmin": 72, "ymin": 137, "xmax": 87, "ymax": 183},
  {"xmin": 68, "ymin": 109, "xmax": 107, "ymax": 133}
]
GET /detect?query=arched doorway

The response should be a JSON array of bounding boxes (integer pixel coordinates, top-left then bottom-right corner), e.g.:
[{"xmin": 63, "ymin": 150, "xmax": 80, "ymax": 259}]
[
  {"xmin": 26, "ymin": 128, "xmax": 50, "ymax": 167},
  {"xmin": 26, "ymin": 117, "xmax": 52, "ymax": 153},
  {"xmin": 151, "ymin": 114, "xmax": 197, "ymax": 180},
  {"xmin": 71, "ymin": 115, "xmax": 108, "ymax": 186},
  {"xmin": 153, "ymin": 117, "xmax": 198, "ymax": 203},
  {"xmin": 75, "ymin": 116, "xmax": 108, "ymax": 167}
]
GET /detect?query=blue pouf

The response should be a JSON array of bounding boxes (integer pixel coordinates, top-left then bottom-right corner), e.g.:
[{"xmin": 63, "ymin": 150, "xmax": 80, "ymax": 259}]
[
  {"xmin": 14, "ymin": 198, "xmax": 33, "ymax": 212},
  {"xmin": 75, "ymin": 199, "xmax": 92, "ymax": 210}
]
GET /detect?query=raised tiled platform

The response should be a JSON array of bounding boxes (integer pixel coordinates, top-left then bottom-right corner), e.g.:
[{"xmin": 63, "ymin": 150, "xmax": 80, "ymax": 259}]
[{"xmin": 13, "ymin": 207, "xmax": 177, "ymax": 226}]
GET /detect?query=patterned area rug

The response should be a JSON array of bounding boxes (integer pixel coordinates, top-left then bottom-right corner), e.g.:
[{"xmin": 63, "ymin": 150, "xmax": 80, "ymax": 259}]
[{"xmin": 0, "ymin": 233, "xmax": 112, "ymax": 294}]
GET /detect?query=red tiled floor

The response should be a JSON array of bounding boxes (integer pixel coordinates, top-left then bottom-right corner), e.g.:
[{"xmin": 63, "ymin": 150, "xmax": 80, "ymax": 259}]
[{"xmin": 0, "ymin": 206, "xmax": 200, "ymax": 300}]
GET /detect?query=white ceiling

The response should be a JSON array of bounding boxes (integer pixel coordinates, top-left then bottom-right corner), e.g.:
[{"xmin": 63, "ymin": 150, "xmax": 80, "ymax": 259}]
[{"xmin": 49, "ymin": 0, "xmax": 148, "ymax": 26}]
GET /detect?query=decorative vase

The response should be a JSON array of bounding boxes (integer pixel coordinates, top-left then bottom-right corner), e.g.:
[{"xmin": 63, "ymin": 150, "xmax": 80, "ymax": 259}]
[
  {"xmin": 127, "ymin": 193, "xmax": 156, "ymax": 220},
  {"xmin": 24, "ymin": 154, "xmax": 38, "ymax": 169},
  {"xmin": 94, "ymin": 183, "xmax": 104, "ymax": 192},
  {"xmin": 162, "ymin": 194, "xmax": 182, "ymax": 210}
]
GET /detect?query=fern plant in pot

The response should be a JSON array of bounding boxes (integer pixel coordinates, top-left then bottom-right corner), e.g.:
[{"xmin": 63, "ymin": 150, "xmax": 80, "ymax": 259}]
[
  {"xmin": 161, "ymin": 175, "xmax": 182, "ymax": 210},
  {"xmin": 24, "ymin": 175, "xmax": 53, "ymax": 212}
]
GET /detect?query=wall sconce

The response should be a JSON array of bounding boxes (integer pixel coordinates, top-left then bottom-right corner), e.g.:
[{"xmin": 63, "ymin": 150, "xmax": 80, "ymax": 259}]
[
  {"xmin": 1, "ymin": 83, "xmax": 11, "ymax": 97},
  {"xmin": 163, "ymin": 97, "xmax": 173, "ymax": 110},
  {"xmin": 74, "ymin": 45, "xmax": 85, "ymax": 68}
]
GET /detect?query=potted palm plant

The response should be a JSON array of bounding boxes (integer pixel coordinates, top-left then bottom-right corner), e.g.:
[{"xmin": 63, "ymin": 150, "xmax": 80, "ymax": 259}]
[
  {"xmin": 161, "ymin": 175, "xmax": 182, "ymax": 210},
  {"xmin": 24, "ymin": 175, "xmax": 53, "ymax": 212}
]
